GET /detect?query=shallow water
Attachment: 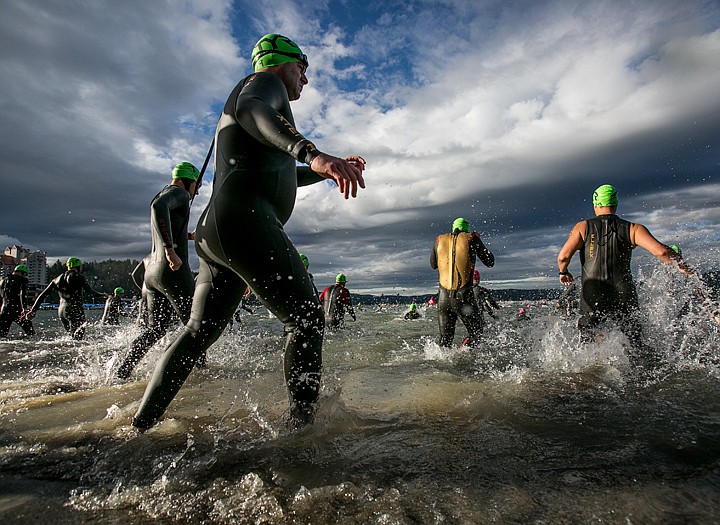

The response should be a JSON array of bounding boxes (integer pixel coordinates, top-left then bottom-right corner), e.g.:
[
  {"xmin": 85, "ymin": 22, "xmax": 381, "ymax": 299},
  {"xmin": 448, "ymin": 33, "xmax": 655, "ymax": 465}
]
[{"xmin": 1, "ymin": 268, "xmax": 719, "ymax": 524}]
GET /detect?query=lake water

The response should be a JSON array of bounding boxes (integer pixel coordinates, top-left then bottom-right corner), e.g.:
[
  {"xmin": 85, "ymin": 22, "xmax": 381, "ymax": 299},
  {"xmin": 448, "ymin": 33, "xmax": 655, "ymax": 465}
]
[{"xmin": 1, "ymin": 266, "xmax": 719, "ymax": 524}]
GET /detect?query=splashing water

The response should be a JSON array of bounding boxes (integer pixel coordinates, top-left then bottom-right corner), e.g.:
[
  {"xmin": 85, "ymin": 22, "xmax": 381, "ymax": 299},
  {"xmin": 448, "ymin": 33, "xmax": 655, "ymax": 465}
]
[{"xmin": 1, "ymin": 268, "xmax": 719, "ymax": 523}]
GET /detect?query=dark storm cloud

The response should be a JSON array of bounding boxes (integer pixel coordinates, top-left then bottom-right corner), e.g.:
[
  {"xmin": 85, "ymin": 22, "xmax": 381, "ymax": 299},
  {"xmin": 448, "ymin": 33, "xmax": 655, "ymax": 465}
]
[{"xmin": 2, "ymin": 0, "xmax": 719, "ymax": 291}]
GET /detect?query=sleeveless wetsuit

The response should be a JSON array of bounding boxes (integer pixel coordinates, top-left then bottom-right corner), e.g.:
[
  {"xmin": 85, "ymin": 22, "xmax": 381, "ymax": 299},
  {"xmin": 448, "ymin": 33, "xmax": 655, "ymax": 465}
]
[
  {"xmin": 0, "ymin": 274, "xmax": 34, "ymax": 337},
  {"xmin": 132, "ymin": 72, "xmax": 325, "ymax": 429},
  {"xmin": 31, "ymin": 270, "xmax": 104, "ymax": 340},
  {"xmin": 578, "ymin": 214, "xmax": 643, "ymax": 349},
  {"xmin": 319, "ymin": 284, "xmax": 354, "ymax": 328},
  {"xmin": 117, "ymin": 185, "xmax": 195, "ymax": 379},
  {"xmin": 431, "ymin": 232, "xmax": 494, "ymax": 347}
]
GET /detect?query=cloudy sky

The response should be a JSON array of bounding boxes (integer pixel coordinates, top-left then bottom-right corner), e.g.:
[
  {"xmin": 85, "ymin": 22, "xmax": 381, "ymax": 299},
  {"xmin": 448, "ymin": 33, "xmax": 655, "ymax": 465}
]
[{"xmin": 2, "ymin": 0, "xmax": 719, "ymax": 294}]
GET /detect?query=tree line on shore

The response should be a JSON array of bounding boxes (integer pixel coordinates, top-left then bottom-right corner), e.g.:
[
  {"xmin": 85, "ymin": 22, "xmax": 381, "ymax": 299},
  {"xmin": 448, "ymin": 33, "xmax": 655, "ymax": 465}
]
[{"xmin": 39, "ymin": 259, "xmax": 719, "ymax": 305}]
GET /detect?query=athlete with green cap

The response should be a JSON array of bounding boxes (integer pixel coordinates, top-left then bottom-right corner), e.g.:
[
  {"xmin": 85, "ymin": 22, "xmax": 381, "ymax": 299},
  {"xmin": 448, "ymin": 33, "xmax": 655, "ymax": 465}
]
[
  {"xmin": 319, "ymin": 273, "xmax": 356, "ymax": 329},
  {"xmin": 557, "ymin": 184, "xmax": 689, "ymax": 362},
  {"xmin": 116, "ymin": 162, "xmax": 202, "ymax": 379},
  {"xmin": 251, "ymin": 34, "xmax": 309, "ymax": 71},
  {"xmin": 131, "ymin": 33, "xmax": 365, "ymax": 431},
  {"xmin": 430, "ymin": 218, "xmax": 494, "ymax": 347},
  {"xmin": 101, "ymin": 287, "xmax": 126, "ymax": 326},
  {"xmin": 0, "ymin": 264, "xmax": 35, "ymax": 337},
  {"xmin": 27, "ymin": 257, "xmax": 108, "ymax": 340}
]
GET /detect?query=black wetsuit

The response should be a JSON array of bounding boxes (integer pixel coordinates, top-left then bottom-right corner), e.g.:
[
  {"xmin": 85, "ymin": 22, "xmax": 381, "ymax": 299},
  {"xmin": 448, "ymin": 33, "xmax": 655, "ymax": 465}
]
[
  {"xmin": 133, "ymin": 71, "xmax": 325, "ymax": 429},
  {"xmin": 117, "ymin": 185, "xmax": 195, "ymax": 379},
  {"xmin": 101, "ymin": 295, "xmax": 124, "ymax": 325},
  {"xmin": 31, "ymin": 270, "xmax": 105, "ymax": 340},
  {"xmin": 430, "ymin": 232, "xmax": 494, "ymax": 347},
  {"xmin": 473, "ymin": 285, "xmax": 499, "ymax": 319},
  {"xmin": 0, "ymin": 274, "xmax": 34, "ymax": 337},
  {"xmin": 578, "ymin": 214, "xmax": 643, "ymax": 350}
]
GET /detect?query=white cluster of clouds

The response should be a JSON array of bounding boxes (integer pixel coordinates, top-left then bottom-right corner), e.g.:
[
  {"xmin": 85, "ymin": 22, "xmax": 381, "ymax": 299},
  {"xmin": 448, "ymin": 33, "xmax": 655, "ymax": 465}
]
[{"xmin": 1, "ymin": 0, "xmax": 718, "ymax": 292}]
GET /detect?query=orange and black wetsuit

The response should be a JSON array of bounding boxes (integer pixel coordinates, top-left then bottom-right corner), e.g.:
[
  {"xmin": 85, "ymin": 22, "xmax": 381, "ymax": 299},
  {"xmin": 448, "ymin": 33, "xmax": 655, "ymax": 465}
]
[
  {"xmin": 132, "ymin": 72, "xmax": 325, "ymax": 429},
  {"xmin": 430, "ymin": 231, "xmax": 494, "ymax": 347}
]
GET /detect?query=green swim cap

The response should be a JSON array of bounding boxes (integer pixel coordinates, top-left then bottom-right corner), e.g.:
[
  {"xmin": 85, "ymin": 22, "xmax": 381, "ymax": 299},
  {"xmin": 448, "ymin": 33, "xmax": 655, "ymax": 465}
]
[
  {"xmin": 452, "ymin": 218, "xmax": 470, "ymax": 233},
  {"xmin": 299, "ymin": 253, "xmax": 309, "ymax": 268},
  {"xmin": 670, "ymin": 244, "xmax": 682, "ymax": 257},
  {"xmin": 336, "ymin": 273, "xmax": 347, "ymax": 283},
  {"xmin": 14, "ymin": 264, "xmax": 29, "ymax": 274},
  {"xmin": 114, "ymin": 287, "xmax": 125, "ymax": 295},
  {"xmin": 66, "ymin": 257, "xmax": 82, "ymax": 268},
  {"xmin": 592, "ymin": 184, "xmax": 618, "ymax": 207},
  {"xmin": 172, "ymin": 162, "xmax": 200, "ymax": 181},
  {"xmin": 251, "ymin": 34, "xmax": 308, "ymax": 72}
]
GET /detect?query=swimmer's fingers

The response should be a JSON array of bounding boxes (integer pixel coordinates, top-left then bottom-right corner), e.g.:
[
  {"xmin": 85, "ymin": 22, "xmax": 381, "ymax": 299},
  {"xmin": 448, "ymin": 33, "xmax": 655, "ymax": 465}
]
[
  {"xmin": 311, "ymin": 154, "xmax": 366, "ymax": 199},
  {"xmin": 345, "ymin": 155, "xmax": 366, "ymax": 170}
]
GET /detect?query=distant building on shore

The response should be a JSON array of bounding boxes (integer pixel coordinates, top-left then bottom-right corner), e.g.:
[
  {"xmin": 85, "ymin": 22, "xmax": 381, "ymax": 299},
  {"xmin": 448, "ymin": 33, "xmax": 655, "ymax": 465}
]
[{"xmin": 1, "ymin": 245, "xmax": 47, "ymax": 301}]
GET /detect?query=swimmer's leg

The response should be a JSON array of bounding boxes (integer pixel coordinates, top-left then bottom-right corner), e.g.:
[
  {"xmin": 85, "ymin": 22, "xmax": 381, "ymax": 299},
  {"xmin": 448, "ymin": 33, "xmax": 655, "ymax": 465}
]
[
  {"xmin": 132, "ymin": 261, "xmax": 245, "ymax": 429},
  {"xmin": 437, "ymin": 289, "xmax": 457, "ymax": 347},
  {"xmin": 117, "ymin": 292, "xmax": 174, "ymax": 379}
]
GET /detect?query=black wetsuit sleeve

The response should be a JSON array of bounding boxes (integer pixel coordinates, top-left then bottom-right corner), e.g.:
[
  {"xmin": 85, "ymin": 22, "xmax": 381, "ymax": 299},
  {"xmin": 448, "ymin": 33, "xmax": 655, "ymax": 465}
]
[
  {"xmin": 81, "ymin": 276, "xmax": 105, "ymax": 297},
  {"xmin": 296, "ymin": 166, "xmax": 325, "ymax": 187},
  {"xmin": 30, "ymin": 281, "xmax": 57, "ymax": 312},
  {"xmin": 235, "ymin": 73, "xmax": 319, "ymax": 165},
  {"xmin": 471, "ymin": 233, "xmax": 494, "ymax": 268}
]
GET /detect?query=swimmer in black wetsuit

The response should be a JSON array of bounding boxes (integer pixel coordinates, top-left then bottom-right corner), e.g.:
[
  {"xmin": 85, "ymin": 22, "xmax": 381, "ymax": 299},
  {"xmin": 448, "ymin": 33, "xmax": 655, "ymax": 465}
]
[
  {"xmin": 131, "ymin": 34, "xmax": 365, "ymax": 430},
  {"xmin": 404, "ymin": 301, "xmax": 420, "ymax": 320},
  {"xmin": 116, "ymin": 162, "xmax": 200, "ymax": 380},
  {"xmin": 431, "ymin": 218, "xmax": 494, "ymax": 347},
  {"xmin": 471, "ymin": 269, "xmax": 500, "ymax": 319},
  {"xmin": 102, "ymin": 287, "xmax": 125, "ymax": 325},
  {"xmin": 0, "ymin": 265, "xmax": 35, "ymax": 337},
  {"xmin": 27, "ymin": 257, "xmax": 108, "ymax": 340},
  {"xmin": 557, "ymin": 184, "xmax": 689, "ymax": 362}
]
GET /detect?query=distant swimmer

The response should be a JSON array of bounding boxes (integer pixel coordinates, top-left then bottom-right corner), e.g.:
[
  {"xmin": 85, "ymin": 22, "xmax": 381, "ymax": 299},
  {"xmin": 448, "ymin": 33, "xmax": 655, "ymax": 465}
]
[
  {"xmin": 430, "ymin": 218, "xmax": 494, "ymax": 348},
  {"xmin": 666, "ymin": 244, "xmax": 720, "ymax": 324},
  {"xmin": 0, "ymin": 265, "xmax": 35, "ymax": 337},
  {"xmin": 404, "ymin": 301, "xmax": 420, "ymax": 320},
  {"xmin": 557, "ymin": 184, "xmax": 690, "ymax": 363},
  {"xmin": 101, "ymin": 287, "xmax": 126, "ymax": 325},
  {"xmin": 555, "ymin": 282, "xmax": 578, "ymax": 317},
  {"xmin": 472, "ymin": 269, "xmax": 499, "ymax": 319},
  {"xmin": 320, "ymin": 273, "xmax": 357, "ymax": 329},
  {"xmin": 130, "ymin": 34, "xmax": 365, "ymax": 431},
  {"xmin": 116, "ymin": 162, "xmax": 201, "ymax": 380},
  {"xmin": 26, "ymin": 257, "xmax": 108, "ymax": 340}
]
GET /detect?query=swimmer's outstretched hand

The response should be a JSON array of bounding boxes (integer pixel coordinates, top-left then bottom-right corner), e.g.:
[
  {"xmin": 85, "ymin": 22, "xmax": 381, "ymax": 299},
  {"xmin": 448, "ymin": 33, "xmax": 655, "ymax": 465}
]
[{"xmin": 311, "ymin": 153, "xmax": 366, "ymax": 199}]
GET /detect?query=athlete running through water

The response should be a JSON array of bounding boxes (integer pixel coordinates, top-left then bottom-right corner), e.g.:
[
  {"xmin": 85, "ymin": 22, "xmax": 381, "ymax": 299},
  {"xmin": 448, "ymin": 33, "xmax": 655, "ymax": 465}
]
[
  {"xmin": 26, "ymin": 258, "xmax": 107, "ymax": 340},
  {"xmin": 116, "ymin": 162, "xmax": 202, "ymax": 380},
  {"xmin": 557, "ymin": 184, "xmax": 689, "ymax": 362},
  {"xmin": 131, "ymin": 34, "xmax": 365, "ymax": 430}
]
